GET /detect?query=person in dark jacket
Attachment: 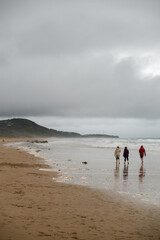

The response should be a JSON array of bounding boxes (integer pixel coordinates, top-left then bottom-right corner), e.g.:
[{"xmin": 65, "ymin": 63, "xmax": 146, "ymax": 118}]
[{"xmin": 123, "ymin": 146, "xmax": 129, "ymax": 164}]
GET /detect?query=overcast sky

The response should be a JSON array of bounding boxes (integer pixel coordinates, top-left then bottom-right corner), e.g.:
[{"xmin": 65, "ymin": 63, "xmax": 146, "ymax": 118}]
[{"xmin": 0, "ymin": 0, "xmax": 160, "ymax": 138}]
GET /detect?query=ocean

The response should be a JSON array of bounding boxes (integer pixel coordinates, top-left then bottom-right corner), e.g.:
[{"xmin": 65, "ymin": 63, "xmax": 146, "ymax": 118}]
[{"xmin": 7, "ymin": 137, "xmax": 160, "ymax": 207}]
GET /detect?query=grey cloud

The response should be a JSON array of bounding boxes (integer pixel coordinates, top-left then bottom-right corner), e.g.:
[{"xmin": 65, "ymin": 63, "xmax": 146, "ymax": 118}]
[
  {"xmin": 0, "ymin": 0, "xmax": 160, "ymax": 123},
  {"xmin": 0, "ymin": 54, "xmax": 160, "ymax": 119},
  {"xmin": 1, "ymin": 0, "xmax": 160, "ymax": 59}
]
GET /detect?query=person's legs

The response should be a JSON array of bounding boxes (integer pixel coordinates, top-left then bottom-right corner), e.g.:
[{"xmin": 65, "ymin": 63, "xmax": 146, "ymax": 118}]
[
  {"xmin": 141, "ymin": 158, "xmax": 143, "ymax": 165},
  {"xmin": 116, "ymin": 159, "xmax": 118, "ymax": 166},
  {"xmin": 116, "ymin": 156, "xmax": 120, "ymax": 165}
]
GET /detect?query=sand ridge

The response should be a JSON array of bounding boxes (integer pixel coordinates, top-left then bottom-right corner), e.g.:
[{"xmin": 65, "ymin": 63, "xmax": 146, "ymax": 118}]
[{"xmin": 0, "ymin": 140, "xmax": 160, "ymax": 240}]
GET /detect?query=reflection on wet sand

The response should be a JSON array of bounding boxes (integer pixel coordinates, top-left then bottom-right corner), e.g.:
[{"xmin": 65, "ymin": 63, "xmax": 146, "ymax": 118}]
[
  {"xmin": 123, "ymin": 164, "xmax": 129, "ymax": 180},
  {"xmin": 114, "ymin": 164, "xmax": 120, "ymax": 179},
  {"xmin": 139, "ymin": 164, "xmax": 145, "ymax": 182}
]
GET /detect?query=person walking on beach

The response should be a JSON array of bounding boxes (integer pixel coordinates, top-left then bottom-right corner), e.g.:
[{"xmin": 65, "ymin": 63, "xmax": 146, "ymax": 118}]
[
  {"xmin": 139, "ymin": 145, "xmax": 146, "ymax": 165},
  {"xmin": 114, "ymin": 146, "xmax": 121, "ymax": 165},
  {"xmin": 123, "ymin": 146, "xmax": 129, "ymax": 165}
]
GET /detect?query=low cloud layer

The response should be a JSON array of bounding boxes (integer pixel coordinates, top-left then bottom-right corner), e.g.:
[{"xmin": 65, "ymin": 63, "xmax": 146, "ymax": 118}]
[{"xmin": 0, "ymin": 1, "xmax": 160, "ymax": 136}]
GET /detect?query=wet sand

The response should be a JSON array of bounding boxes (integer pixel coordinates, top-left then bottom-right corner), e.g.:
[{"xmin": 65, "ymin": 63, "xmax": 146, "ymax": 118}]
[{"xmin": 0, "ymin": 139, "xmax": 160, "ymax": 240}]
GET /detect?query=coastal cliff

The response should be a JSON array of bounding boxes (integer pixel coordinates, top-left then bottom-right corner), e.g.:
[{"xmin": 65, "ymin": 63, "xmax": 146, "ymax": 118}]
[{"xmin": 0, "ymin": 118, "xmax": 118, "ymax": 138}]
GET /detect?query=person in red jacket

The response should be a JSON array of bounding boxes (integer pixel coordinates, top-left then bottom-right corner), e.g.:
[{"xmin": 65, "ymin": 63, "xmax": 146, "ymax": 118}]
[{"xmin": 139, "ymin": 145, "xmax": 146, "ymax": 164}]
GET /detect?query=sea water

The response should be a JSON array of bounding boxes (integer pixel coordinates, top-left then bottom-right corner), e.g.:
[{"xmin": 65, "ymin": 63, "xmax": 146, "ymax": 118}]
[{"xmin": 7, "ymin": 138, "xmax": 160, "ymax": 207}]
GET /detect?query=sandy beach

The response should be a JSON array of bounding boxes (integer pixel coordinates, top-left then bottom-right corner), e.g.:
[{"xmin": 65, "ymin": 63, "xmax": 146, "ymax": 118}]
[{"xmin": 0, "ymin": 139, "xmax": 160, "ymax": 240}]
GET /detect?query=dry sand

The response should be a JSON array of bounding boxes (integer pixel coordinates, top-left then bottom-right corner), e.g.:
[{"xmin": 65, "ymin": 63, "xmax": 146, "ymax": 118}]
[{"xmin": 0, "ymin": 139, "xmax": 160, "ymax": 240}]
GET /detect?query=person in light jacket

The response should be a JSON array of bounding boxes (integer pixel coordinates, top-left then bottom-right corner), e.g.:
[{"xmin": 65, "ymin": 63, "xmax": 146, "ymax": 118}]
[{"xmin": 114, "ymin": 146, "xmax": 121, "ymax": 165}]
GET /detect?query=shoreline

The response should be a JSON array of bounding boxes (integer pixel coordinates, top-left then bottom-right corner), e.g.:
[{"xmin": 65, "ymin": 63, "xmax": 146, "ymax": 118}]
[
  {"xmin": 8, "ymin": 137, "xmax": 160, "ymax": 208},
  {"xmin": 0, "ymin": 139, "xmax": 160, "ymax": 239}
]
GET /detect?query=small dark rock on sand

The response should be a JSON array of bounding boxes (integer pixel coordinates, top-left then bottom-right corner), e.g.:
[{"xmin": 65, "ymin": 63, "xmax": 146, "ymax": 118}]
[{"xmin": 82, "ymin": 161, "xmax": 88, "ymax": 165}]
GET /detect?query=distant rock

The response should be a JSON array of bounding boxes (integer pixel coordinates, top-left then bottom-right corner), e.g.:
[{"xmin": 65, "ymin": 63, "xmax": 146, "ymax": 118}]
[
  {"xmin": 82, "ymin": 134, "xmax": 119, "ymax": 138},
  {"xmin": 35, "ymin": 150, "xmax": 41, "ymax": 152},
  {"xmin": 30, "ymin": 140, "xmax": 48, "ymax": 144},
  {"xmin": 82, "ymin": 161, "xmax": 88, "ymax": 165}
]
